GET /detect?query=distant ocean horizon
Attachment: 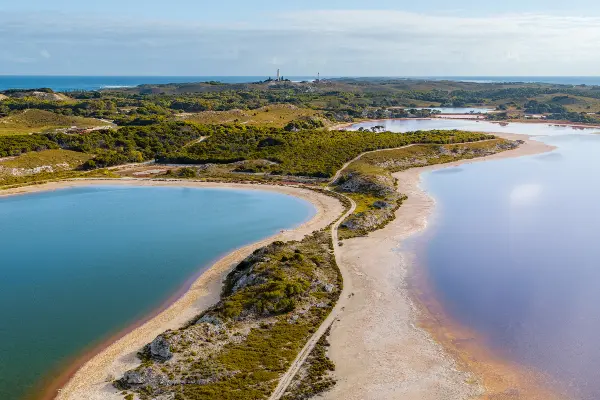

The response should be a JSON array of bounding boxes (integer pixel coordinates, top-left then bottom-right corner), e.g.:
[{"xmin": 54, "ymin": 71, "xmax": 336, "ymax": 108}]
[
  {"xmin": 0, "ymin": 76, "xmax": 322, "ymax": 92},
  {"xmin": 1, "ymin": 75, "xmax": 600, "ymax": 92}
]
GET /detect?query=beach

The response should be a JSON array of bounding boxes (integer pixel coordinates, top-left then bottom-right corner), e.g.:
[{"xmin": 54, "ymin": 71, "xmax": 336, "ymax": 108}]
[
  {"xmin": 323, "ymin": 133, "xmax": 562, "ymax": 399},
  {"xmin": 2, "ymin": 179, "xmax": 344, "ymax": 400},
  {"xmin": 4, "ymin": 133, "xmax": 560, "ymax": 400}
]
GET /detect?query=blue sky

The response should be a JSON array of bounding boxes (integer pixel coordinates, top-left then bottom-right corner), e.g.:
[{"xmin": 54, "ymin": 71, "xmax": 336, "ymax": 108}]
[{"xmin": 2, "ymin": 1, "xmax": 600, "ymax": 75}]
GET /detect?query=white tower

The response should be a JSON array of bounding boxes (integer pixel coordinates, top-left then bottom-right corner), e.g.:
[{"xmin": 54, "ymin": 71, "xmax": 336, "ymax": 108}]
[{"xmin": 277, "ymin": 69, "xmax": 280, "ymax": 81}]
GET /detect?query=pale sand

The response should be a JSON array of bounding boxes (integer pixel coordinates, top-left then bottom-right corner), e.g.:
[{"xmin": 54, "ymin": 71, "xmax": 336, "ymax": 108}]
[
  {"xmin": 5, "ymin": 132, "xmax": 556, "ymax": 400},
  {"xmin": 0, "ymin": 179, "xmax": 344, "ymax": 400},
  {"xmin": 324, "ymin": 133, "xmax": 558, "ymax": 400}
]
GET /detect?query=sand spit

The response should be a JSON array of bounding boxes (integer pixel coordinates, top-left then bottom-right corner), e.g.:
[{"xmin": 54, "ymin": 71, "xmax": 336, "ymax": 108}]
[
  {"xmin": 324, "ymin": 133, "xmax": 562, "ymax": 400},
  {"xmin": 2, "ymin": 132, "xmax": 560, "ymax": 400},
  {"xmin": 1, "ymin": 179, "xmax": 344, "ymax": 400}
]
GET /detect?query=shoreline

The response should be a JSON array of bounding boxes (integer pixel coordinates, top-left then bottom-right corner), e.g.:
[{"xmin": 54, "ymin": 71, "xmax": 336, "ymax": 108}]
[
  {"xmin": 323, "ymin": 132, "xmax": 562, "ymax": 399},
  {"xmin": 3, "ymin": 129, "xmax": 571, "ymax": 400},
  {"xmin": 398, "ymin": 133, "xmax": 566, "ymax": 399},
  {"xmin": 2, "ymin": 179, "xmax": 344, "ymax": 400},
  {"xmin": 330, "ymin": 117, "xmax": 600, "ymax": 131}
]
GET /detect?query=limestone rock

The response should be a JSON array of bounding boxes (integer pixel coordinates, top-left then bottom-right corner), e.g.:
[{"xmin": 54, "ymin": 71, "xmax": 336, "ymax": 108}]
[
  {"xmin": 373, "ymin": 200, "xmax": 392, "ymax": 209},
  {"xmin": 150, "ymin": 335, "xmax": 172, "ymax": 361},
  {"xmin": 323, "ymin": 283, "xmax": 335, "ymax": 293},
  {"xmin": 121, "ymin": 368, "xmax": 171, "ymax": 388}
]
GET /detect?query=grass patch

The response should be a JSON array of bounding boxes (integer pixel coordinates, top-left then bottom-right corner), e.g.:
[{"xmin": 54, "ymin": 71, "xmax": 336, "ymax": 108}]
[
  {"xmin": 162, "ymin": 127, "xmax": 494, "ymax": 178},
  {"xmin": 0, "ymin": 168, "xmax": 118, "ymax": 189},
  {"xmin": 0, "ymin": 109, "xmax": 109, "ymax": 135},
  {"xmin": 180, "ymin": 105, "xmax": 323, "ymax": 128},
  {"xmin": 337, "ymin": 139, "xmax": 519, "ymax": 239},
  {"xmin": 282, "ymin": 328, "xmax": 336, "ymax": 400},
  {"xmin": 0, "ymin": 149, "xmax": 92, "ymax": 170},
  {"xmin": 359, "ymin": 139, "xmax": 514, "ymax": 172},
  {"xmin": 117, "ymin": 230, "xmax": 342, "ymax": 400}
]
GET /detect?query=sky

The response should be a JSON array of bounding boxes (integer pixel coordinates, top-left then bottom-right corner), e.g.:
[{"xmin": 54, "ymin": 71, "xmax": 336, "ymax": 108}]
[{"xmin": 2, "ymin": 0, "xmax": 600, "ymax": 76}]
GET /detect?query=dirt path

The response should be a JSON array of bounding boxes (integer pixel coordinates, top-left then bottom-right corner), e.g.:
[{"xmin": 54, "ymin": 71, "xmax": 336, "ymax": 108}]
[
  {"xmin": 323, "ymin": 133, "xmax": 557, "ymax": 400},
  {"xmin": 268, "ymin": 192, "xmax": 356, "ymax": 400},
  {"xmin": 329, "ymin": 139, "xmax": 499, "ymax": 184},
  {"xmin": 330, "ymin": 144, "xmax": 419, "ymax": 184},
  {"xmin": 272, "ymin": 137, "xmax": 506, "ymax": 398},
  {"xmin": 26, "ymin": 181, "xmax": 344, "ymax": 400}
]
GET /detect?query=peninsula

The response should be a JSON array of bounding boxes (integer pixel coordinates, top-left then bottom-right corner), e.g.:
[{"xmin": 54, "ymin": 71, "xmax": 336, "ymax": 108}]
[{"xmin": 0, "ymin": 78, "xmax": 575, "ymax": 400}]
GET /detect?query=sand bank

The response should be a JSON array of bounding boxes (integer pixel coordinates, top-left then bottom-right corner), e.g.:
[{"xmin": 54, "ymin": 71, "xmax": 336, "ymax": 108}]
[
  {"xmin": 4, "ymin": 131, "xmax": 562, "ymax": 400},
  {"xmin": 323, "ymin": 133, "xmax": 563, "ymax": 400},
  {"xmin": 2, "ymin": 179, "xmax": 344, "ymax": 400}
]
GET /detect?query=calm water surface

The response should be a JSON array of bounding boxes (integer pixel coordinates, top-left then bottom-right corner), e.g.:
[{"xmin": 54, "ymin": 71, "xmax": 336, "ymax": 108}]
[
  {"xmin": 3, "ymin": 76, "xmax": 600, "ymax": 92},
  {"xmin": 351, "ymin": 118, "xmax": 600, "ymax": 136},
  {"xmin": 355, "ymin": 119, "xmax": 600, "ymax": 399},
  {"xmin": 0, "ymin": 185, "xmax": 314, "ymax": 400},
  {"xmin": 409, "ymin": 107, "xmax": 493, "ymax": 114},
  {"xmin": 0, "ymin": 76, "xmax": 324, "ymax": 91}
]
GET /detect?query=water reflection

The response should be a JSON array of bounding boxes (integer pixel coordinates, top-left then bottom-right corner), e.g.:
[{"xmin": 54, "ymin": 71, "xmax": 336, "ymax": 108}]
[
  {"xmin": 535, "ymin": 152, "xmax": 563, "ymax": 162},
  {"xmin": 350, "ymin": 118, "xmax": 600, "ymax": 398},
  {"xmin": 431, "ymin": 167, "xmax": 465, "ymax": 175},
  {"xmin": 350, "ymin": 118, "xmax": 600, "ymax": 136},
  {"xmin": 418, "ymin": 131, "xmax": 600, "ymax": 399},
  {"xmin": 409, "ymin": 107, "xmax": 493, "ymax": 114}
]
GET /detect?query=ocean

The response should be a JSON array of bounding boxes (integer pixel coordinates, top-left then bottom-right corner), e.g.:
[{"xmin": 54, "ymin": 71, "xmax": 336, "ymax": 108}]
[
  {"xmin": 1, "ymin": 76, "xmax": 600, "ymax": 92},
  {"xmin": 0, "ymin": 76, "xmax": 322, "ymax": 92}
]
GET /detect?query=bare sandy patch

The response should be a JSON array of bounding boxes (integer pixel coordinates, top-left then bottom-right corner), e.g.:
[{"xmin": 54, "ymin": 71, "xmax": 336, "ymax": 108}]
[
  {"xmin": 324, "ymin": 134, "xmax": 563, "ymax": 400},
  {"xmin": 1, "ymin": 179, "xmax": 343, "ymax": 400}
]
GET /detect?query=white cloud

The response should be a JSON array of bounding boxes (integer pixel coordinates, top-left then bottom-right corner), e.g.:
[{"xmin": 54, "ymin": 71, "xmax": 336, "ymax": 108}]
[{"xmin": 1, "ymin": 10, "xmax": 600, "ymax": 75}]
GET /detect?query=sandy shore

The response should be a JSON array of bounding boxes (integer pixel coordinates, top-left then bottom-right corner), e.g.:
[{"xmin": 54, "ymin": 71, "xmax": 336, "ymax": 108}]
[
  {"xmin": 1, "ymin": 179, "xmax": 344, "ymax": 400},
  {"xmin": 330, "ymin": 117, "xmax": 600, "ymax": 131},
  {"xmin": 3, "ymin": 131, "xmax": 564, "ymax": 400},
  {"xmin": 324, "ymin": 133, "xmax": 561, "ymax": 400}
]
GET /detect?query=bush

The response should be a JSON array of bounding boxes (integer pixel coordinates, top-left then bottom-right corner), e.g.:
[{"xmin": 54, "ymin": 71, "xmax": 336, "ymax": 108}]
[{"xmin": 178, "ymin": 167, "xmax": 197, "ymax": 178}]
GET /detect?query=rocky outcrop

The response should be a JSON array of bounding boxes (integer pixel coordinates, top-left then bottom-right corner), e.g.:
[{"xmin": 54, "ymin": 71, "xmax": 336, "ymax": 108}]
[
  {"xmin": 341, "ymin": 208, "xmax": 395, "ymax": 232},
  {"xmin": 223, "ymin": 245, "xmax": 275, "ymax": 295},
  {"xmin": 121, "ymin": 368, "xmax": 171, "ymax": 388},
  {"xmin": 336, "ymin": 172, "xmax": 395, "ymax": 197},
  {"xmin": 148, "ymin": 335, "xmax": 172, "ymax": 362},
  {"xmin": 340, "ymin": 191, "xmax": 407, "ymax": 237},
  {"xmin": 373, "ymin": 200, "xmax": 392, "ymax": 209},
  {"xmin": 195, "ymin": 314, "xmax": 224, "ymax": 333},
  {"xmin": 116, "ymin": 231, "xmax": 340, "ymax": 399}
]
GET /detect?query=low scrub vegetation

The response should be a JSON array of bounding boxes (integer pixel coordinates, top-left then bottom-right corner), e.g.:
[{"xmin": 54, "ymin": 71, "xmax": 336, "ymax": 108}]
[
  {"xmin": 116, "ymin": 231, "xmax": 341, "ymax": 400},
  {"xmin": 282, "ymin": 328, "xmax": 336, "ymax": 400},
  {"xmin": 0, "ymin": 149, "xmax": 92, "ymax": 170},
  {"xmin": 0, "ymin": 122, "xmax": 206, "ymax": 169},
  {"xmin": 0, "ymin": 109, "xmax": 107, "ymax": 135},
  {"xmin": 161, "ymin": 127, "xmax": 494, "ymax": 178},
  {"xmin": 337, "ymin": 139, "xmax": 520, "ymax": 238},
  {"xmin": 180, "ymin": 104, "xmax": 324, "ymax": 128}
]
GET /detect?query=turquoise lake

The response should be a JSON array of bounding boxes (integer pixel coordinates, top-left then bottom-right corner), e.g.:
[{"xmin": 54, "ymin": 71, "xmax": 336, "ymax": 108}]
[
  {"xmin": 352, "ymin": 119, "xmax": 600, "ymax": 399},
  {"xmin": 0, "ymin": 185, "xmax": 314, "ymax": 400}
]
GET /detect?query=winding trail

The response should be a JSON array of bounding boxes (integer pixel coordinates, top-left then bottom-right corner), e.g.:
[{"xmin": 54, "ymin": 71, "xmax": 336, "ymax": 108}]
[
  {"xmin": 273, "ymin": 136, "xmax": 509, "ymax": 399},
  {"xmin": 329, "ymin": 139, "xmax": 499, "ymax": 184},
  {"xmin": 268, "ymin": 191, "xmax": 356, "ymax": 400}
]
